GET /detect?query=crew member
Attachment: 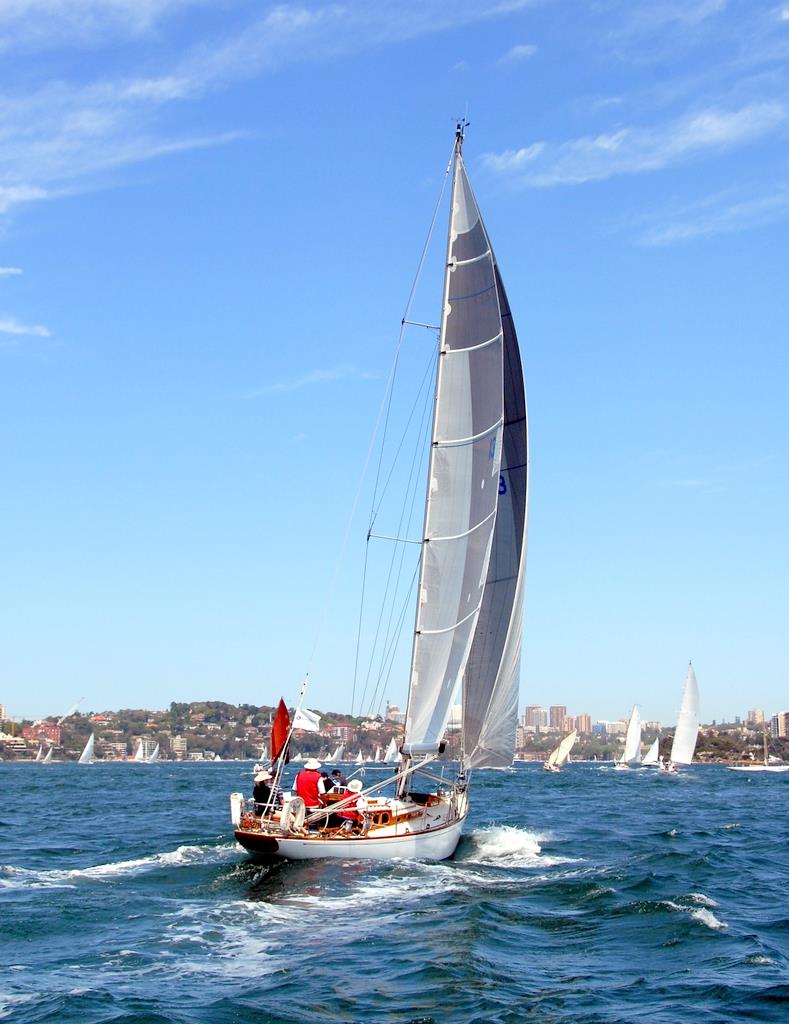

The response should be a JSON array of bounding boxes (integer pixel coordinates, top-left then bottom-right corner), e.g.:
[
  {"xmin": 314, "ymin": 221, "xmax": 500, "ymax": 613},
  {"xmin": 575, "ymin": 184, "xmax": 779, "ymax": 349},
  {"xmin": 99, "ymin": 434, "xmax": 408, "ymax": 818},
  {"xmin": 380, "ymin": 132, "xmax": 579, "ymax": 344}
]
[
  {"xmin": 338, "ymin": 778, "xmax": 368, "ymax": 832},
  {"xmin": 293, "ymin": 758, "xmax": 324, "ymax": 809},
  {"xmin": 252, "ymin": 770, "xmax": 276, "ymax": 814}
]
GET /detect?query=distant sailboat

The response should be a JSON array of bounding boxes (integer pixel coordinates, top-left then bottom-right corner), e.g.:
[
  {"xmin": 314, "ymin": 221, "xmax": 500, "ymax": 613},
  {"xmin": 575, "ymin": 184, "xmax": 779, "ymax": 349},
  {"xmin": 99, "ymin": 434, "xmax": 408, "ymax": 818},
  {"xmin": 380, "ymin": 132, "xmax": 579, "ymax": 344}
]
[
  {"xmin": 544, "ymin": 730, "xmax": 577, "ymax": 772},
  {"xmin": 729, "ymin": 722, "xmax": 789, "ymax": 773},
  {"xmin": 133, "ymin": 740, "xmax": 145, "ymax": 762},
  {"xmin": 34, "ymin": 745, "xmax": 43, "ymax": 762},
  {"xmin": 616, "ymin": 706, "xmax": 642, "ymax": 770},
  {"xmin": 663, "ymin": 662, "xmax": 700, "ymax": 771},
  {"xmin": 383, "ymin": 738, "xmax": 399, "ymax": 763},
  {"xmin": 42, "ymin": 745, "xmax": 54, "ymax": 764},
  {"xmin": 78, "ymin": 734, "xmax": 95, "ymax": 765},
  {"xmin": 147, "ymin": 743, "xmax": 160, "ymax": 763},
  {"xmin": 355, "ymin": 751, "xmax": 364, "ymax": 766},
  {"xmin": 641, "ymin": 737, "xmax": 660, "ymax": 767}
]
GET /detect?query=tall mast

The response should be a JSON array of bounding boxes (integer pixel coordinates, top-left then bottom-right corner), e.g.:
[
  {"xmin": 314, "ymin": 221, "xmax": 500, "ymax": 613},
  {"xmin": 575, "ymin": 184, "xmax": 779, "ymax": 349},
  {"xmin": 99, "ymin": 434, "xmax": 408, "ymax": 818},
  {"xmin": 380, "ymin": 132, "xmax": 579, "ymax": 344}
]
[{"xmin": 401, "ymin": 125, "xmax": 464, "ymax": 762}]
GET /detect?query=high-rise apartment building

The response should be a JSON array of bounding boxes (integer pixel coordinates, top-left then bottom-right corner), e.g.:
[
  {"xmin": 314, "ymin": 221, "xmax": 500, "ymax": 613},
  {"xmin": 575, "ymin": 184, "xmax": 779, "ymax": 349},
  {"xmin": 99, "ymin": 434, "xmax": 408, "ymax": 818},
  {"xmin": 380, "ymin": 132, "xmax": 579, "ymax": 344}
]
[
  {"xmin": 574, "ymin": 713, "xmax": 592, "ymax": 734},
  {"xmin": 523, "ymin": 705, "xmax": 544, "ymax": 729},
  {"xmin": 0, "ymin": 704, "xmax": 6, "ymax": 724},
  {"xmin": 770, "ymin": 712, "xmax": 789, "ymax": 738},
  {"xmin": 747, "ymin": 708, "xmax": 765, "ymax": 725},
  {"xmin": 549, "ymin": 705, "xmax": 567, "ymax": 730}
]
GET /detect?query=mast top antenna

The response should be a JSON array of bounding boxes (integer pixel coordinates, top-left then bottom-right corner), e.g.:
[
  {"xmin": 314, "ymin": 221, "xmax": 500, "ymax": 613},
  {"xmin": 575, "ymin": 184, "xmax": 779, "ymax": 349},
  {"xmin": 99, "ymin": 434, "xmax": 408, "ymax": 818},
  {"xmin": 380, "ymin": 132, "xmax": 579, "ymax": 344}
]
[{"xmin": 455, "ymin": 118, "xmax": 470, "ymax": 152}]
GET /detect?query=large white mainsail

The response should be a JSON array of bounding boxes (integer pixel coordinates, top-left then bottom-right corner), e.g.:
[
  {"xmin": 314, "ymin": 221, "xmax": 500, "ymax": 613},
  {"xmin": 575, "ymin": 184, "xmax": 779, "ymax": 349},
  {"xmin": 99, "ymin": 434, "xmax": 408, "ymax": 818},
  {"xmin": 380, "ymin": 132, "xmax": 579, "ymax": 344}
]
[
  {"xmin": 383, "ymin": 738, "xmax": 398, "ymax": 762},
  {"xmin": 404, "ymin": 149, "xmax": 507, "ymax": 757},
  {"xmin": 78, "ymin": 734, "xmax": 95, "ymax": 764},
  {"xmin": 133, "ymin": 740, "xmax": 145, "ymax": 762},
  {"xmin": 147, "ymin": 743, "xmax": 160, "ymax": 763},
  {"xmin": 462, "ymin": 262, "xmax": 528, "ymax": 769},
  {"xmin": 670, "ymin": 662, "xmax": 700, "ymax": 765},
  {"xmin": 620, "ymin": 705, "xmax": 642, "ymax": 766}
]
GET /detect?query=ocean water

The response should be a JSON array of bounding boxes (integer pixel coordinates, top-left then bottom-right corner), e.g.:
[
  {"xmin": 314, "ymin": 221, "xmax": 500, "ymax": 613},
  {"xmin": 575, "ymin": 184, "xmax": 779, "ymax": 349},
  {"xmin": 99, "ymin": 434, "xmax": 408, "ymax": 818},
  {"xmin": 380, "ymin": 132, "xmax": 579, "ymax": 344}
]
[{"xmin": 1, "ymin": 761, "xmax": 787, "ymax": 1024}]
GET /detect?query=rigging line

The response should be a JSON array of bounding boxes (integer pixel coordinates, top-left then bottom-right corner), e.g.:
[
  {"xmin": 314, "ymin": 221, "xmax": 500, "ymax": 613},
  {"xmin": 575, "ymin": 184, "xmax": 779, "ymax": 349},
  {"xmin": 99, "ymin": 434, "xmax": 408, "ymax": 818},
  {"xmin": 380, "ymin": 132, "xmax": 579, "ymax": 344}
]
[
  {"xmin": 372, "ymin": 348, "xmax": 437, "ymax": 516},
  {"xmin": 365, "ymin": 397, "xmax": 432, "ymax": 719},
  {"xmin": 357, "ymin": 360, "xmax": 435, "ymax": 717},
  {"xmin": 367, "ymin": 395, "xmax": 432, "ymax": 712},
  {"xmin": 367, "ymin": 145, "xmax": 454, "ymax": 520},
  {"xmin": 352, "ymin": 348, "xmax": 434, "ymax": 715},
  {"xmin": 366, "ymin": 559, "xmax": 421, "ymax": 720}
]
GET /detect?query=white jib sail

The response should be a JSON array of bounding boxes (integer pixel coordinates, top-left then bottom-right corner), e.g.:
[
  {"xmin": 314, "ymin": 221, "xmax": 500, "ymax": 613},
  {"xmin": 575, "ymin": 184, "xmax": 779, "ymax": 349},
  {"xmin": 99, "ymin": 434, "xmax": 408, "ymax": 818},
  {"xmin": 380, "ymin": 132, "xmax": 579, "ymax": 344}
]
[
  {"xmin": 621, "ymin": 706, "xmax": 642, "ymax": 765},
  {"xmin": 384, "ymin": 738, "xmax": 398, "ymax": 762},
  {"xmin": 148, "ymin": 743, "xmax": 160, "ymax": 763},
  {"xmin": 642, "ymin": 737, "xmax": 660, "ymax": 766},
  {"xmin": 78, "ymin": 733, "xmax": 95, "ymax": 764},
  {"xmin": 133, "ymin": 740, "xmax": 145, "ymax": 762},
  {"xmin": 670, "ymin": 662, "xmax": 700, "ymax": 765},
  {"xmin": 404, "ymin": 151, "xmax": 505, "ymax": 756},
  {"xmin": 42, "ymin": 746, "xmax": 53, "ymax": 764},
  {"xmin": 35, "ymin": 745, "xmax": 43, "ymax": 762}
]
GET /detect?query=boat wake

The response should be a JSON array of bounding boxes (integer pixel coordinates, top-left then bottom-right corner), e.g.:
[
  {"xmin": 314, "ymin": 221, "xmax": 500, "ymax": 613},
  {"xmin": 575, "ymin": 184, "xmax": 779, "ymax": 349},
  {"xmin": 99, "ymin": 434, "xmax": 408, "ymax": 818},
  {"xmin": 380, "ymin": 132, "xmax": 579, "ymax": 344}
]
[
  {"xmin": 459, "ymin": 825, "xmax": 576, "ymax": 868},
  {"xmin": 0, "ymin": 842, "xmax": 239, "ymax": 890}
]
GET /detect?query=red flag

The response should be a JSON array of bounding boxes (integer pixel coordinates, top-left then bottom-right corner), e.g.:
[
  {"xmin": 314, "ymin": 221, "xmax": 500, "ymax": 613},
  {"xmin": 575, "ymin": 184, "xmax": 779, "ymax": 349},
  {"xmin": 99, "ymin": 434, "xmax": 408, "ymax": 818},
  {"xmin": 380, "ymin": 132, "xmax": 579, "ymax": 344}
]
[{"xmin": 270, "ymin": 698, "xmax": 290, "ymax": 764}]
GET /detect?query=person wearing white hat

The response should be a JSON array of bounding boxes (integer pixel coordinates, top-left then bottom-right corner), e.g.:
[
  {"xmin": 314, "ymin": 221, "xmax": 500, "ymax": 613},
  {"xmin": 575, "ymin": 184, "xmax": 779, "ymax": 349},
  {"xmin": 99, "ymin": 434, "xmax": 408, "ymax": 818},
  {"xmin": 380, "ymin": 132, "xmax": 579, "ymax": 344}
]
[
  {"xmin": 253, "ymin": 770, "xmax": 279, "ymax": 814},
  {"xmin": 337, "ymin": 778, "xmax": 368, "ymax": 832}
]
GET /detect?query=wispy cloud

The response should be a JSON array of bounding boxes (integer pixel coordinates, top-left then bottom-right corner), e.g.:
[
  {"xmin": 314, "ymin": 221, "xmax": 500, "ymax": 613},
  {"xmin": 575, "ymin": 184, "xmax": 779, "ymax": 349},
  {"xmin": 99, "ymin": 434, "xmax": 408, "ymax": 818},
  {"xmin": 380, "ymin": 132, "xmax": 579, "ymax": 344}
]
[
  {"xmin": 0, "ymin": 266, "xmax": 23, "ymax": 276},
  {"xmin": 0, "ymin": 1, "xmax": 211, "ymax": 53},
  {"xmin": 247, "ymin": 365, "xmax": 377, "ymax": 398},
  {"xmin": 0, "ymin": 315, "xmax": 51, "ymax": 337},
  {"xmin": 498, "ymin": 42, "xmax": 536, "ymax": 64},
  {"xmin": 482, "ymin": 102, "xmax": 786, "ymax": 186},
  {"xmin": 639, "ymin": 183, "xmax": 789, "ymax": 245},
  {"xmin": 0, "ymin": 2, "xmax": 533, "ymax": 217}
]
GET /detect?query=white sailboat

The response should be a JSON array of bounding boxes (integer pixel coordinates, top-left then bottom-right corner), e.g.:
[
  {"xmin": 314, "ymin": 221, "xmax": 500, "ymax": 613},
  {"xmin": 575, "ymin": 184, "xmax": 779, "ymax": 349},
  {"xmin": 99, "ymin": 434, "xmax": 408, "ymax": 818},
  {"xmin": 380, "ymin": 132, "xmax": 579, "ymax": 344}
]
[
  {"xmin": 615, "ymin": 705, "xmax": 642, "ymax": 770},
  {"xmin": 383, "ymin": 738, "xmax": 399, "ymax": 763},
  {"xmin": 231, "ymin": 124, "xmax": 528, "ymax": 861},
  {"xmin": 662, "ymin": 662, "xmax": 700, "ymax": 772},
  {"xmin": 34, "ymin": 745, "xmax": 44, "ymax": 762},
  {"xmin": 729, "ymin": 722, "xmax": 789, "ymax": 773},
  {"xmin": 42, "ymin": 745, "xmax": 54, "ymax": 764},
  {"xmin": 147, "ymin": 743, "xmax": 160, "ymax": 763},
  {"xmin": 78, "ymin": 734, "xmax": 95, "ymax": 765},
  {"xmin": 543, "ymin": 730, "xmax": 577, "ymax": 772},
  {"xmin": 132, "ymin": 740, "xmax": 145, "ymax": 762},
  {"xmin": 641, "ymin": 737, "xmax": 660, "ymax": 767}
]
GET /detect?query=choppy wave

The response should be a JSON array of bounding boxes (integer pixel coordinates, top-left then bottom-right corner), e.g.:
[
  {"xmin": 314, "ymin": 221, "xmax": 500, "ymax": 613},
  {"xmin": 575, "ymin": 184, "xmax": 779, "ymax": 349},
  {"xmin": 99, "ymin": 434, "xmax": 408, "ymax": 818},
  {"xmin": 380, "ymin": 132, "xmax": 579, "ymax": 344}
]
[
  {"xmin": 0, "ymin": 842, "xmax": 238, "ymax": 890},
  {"xmin": 1, "ymin": 761, "xmax": 787, "ymax": 1024}
]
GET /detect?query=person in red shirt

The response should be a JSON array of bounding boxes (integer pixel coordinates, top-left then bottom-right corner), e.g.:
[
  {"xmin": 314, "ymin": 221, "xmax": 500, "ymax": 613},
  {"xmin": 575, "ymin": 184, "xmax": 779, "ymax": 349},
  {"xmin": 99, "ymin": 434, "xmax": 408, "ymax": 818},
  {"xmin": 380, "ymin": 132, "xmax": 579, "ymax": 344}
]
[{"xmin": 293, "ymin": 758, "xmax": 324, "ymax": 810}]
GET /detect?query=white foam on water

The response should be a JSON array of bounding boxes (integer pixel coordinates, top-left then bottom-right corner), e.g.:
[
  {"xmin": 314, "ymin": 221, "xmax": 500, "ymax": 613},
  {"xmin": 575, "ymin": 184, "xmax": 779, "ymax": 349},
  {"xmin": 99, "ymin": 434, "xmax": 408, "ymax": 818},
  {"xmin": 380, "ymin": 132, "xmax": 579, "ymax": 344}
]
[
  {"xmin": 660, "ymin": 897, "xmax": 728, "ymax": 931},
  {"xmin": 690, "ymin": 908, "xmax": 728, "ymax": 931},
  {"xmin": 688, "ymin": 892, "xmax": 718, "ymax": 908},
  {"xmin": 0, "ymin": 842, "xmax": 238, "ymax": 889},
  {"xmin": 462, "ymin": 825, "xmax": 579, "ymax": 868},
  {"xmin": 721, "ymin": 823, "xmax": 740, "ymax": 830},
  {"xmin": 745, "ymin": 954, "xmax": 774, "ymax": 966}
]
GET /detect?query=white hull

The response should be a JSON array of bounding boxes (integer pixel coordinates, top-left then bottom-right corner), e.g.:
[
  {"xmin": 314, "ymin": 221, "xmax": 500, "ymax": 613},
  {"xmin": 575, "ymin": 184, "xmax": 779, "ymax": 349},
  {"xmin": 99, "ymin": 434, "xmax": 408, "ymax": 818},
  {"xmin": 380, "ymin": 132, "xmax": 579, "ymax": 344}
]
[
  {"xmin": 259, "ymin": 816, "xmax": 465, "ymax": 861},
  {"xmin": 728, "ymin": 764, "xmax": 789, "ymax": 773}
]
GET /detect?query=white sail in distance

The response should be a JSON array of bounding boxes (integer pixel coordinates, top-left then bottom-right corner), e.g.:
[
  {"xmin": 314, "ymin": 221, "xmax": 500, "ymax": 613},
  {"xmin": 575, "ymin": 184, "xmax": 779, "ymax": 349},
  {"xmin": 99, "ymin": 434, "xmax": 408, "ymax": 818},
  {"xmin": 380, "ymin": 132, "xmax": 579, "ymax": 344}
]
[
  {"xmin": 147, "ymin": 743, "xmax": 160, "ymax": 763},
  {"xmin": 383, "ymin": 738, "xmax": 398, "ymax": 762},
  {"xmin": 42, "ymin": 746, "xmax": 53, "ymax": 764},
  {"xmin": 641, "ymin": 737, "xmax": 660, "ymax": 766},
  {"xmin": 404, "ymin": 151, "xmax": 507, "ymax": 756},
  {"xmin": 78, "ymin": 734, "xmax": 95, "ymax": 764},
  {"xmin": 670, "ymin": 662, "xmax": 700, "ymax": 765},
  {"xmin": 133, "ymin": 740, "xmax": 145, "ymax": 762},
  {"xmin": 620, "ymin": 706, "xmax": 642, "ymax": 765},
  {"xmin": 548, "ymin": 730, "xmax": 577, "ymax": 767}
]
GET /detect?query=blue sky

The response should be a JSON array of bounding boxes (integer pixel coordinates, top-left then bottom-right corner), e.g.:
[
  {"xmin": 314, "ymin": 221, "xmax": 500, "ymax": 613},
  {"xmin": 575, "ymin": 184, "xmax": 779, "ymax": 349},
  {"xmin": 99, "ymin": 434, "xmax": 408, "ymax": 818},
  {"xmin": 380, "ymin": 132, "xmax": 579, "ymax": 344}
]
[{"xmin": 1, "ymin": 1, "xmax": 787, "ymax": 726}]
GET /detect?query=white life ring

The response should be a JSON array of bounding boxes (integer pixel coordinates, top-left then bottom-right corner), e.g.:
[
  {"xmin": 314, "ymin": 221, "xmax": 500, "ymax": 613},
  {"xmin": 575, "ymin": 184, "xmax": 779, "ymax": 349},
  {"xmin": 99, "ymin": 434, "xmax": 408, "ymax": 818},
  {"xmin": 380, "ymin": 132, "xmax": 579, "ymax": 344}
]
[{"xmin": 282, "ymin": 796, "xmax": 306, "ymax": 833}]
